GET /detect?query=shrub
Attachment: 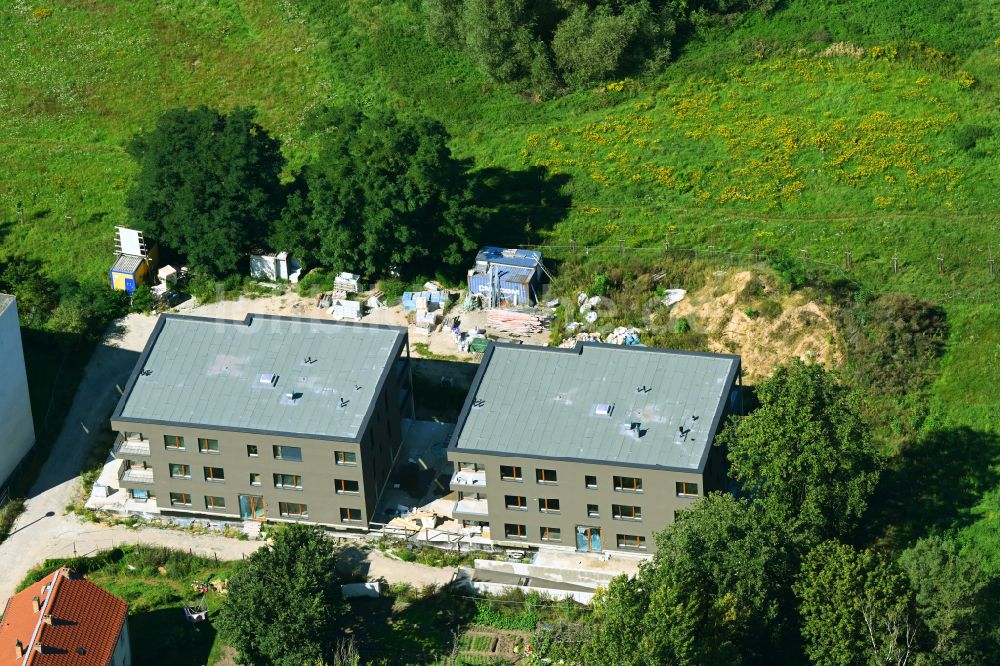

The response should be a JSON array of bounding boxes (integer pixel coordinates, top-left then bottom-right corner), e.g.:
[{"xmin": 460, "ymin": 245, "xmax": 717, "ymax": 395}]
[
  {"xmin": 130, "ymin": 283, "xmax": 155, "ymax": 313},
  {"xmin": 844, "ymin": 293, "xmax": 947, "ymax": 393},
  {"xmin": 186, "ymin": 274, "xmax": 221, "ymax": 304},
  {"xmin": 674, "ymin": 317, "xmax": 691, "ymax": 334},
  {"xmin": 769, "ymin": 253, "xmax": 810, "ymax": 290}
]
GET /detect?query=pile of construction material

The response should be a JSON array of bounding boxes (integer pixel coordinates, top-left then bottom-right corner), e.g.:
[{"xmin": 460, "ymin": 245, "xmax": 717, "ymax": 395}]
[
  {"xmin": 559, "ymin": 331, "xmax": 603, "ymax": 347},
  {"xmin": 488, "ymin": 309, "xmax": 550, "ymax": 337},
  {"xmin": 327, "ymin": 298, "xmax": 362, "ymax": 321},
  {"xmin": 605, "ymin": 326, "xmax": 641, "ymax": 345},
  {"xmin": 334, "ymin": 271, "xmax": 363, "ymax": 293}
]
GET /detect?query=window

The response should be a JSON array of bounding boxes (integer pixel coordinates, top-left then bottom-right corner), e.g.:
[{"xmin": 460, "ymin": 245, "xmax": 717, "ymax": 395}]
[
  {"xmin": 169, "ymin": 492, "xmax": 191, "ymax": 507},
  {"xmin": 169, "ymin": 463, "xmax": 190, "ymax": 479},
  {"xmin": 613, "ymin": 476, "xmax": 643, "ymax": 493},
  {"xmin": 612, "ymin": 504, "xmax": 642, "ymax": 521},
  {"xmin": 585, "ymin": 475, "xmax": 598, "ymax": 489},
  {"xmin": 125, "ymin": 432, "xmax": 144, "ymax": 441},
  {"xmin": 163, "ymin": 435, "xmax": 185, "ymax": 450},
  {"xmin": 273, "ymin": 445, "xmax": 302, "ymax": 462},
  {"xmin": 335, "ymin": 451, "xmax": 357, "ymax": 466},
  {"xmin": 504, "ymin": 495, "xmax": 527, "ymax": 511},
  {"xmin": 340, "ymin": 507, "xmax": 362, "ymax": 523},
  {"xmin": 279, "ymin": 502, "xmax": 308, "ymax": 518},
  {"xmin": 273, "ymin": 473, "xmax": 303, "ymax": 490},
  {"xmin": 536, "ymin": 468, "xmax": 558, "ymax": 484},
  {"xmin": 540, "ymin": 526, "xmax": 561, "ymax": 542},
  {"xmin": 247, "ymin": 445, "xmax": 259, "ymax": 457},
  {"xmin": 617, "ymin": 534, "xmax": 647, "ymax": 551},
  {"xmin": 504, "ymin": 523, "xmax": 527, "ymax": 540},
  {"xmin": 205, "ymin": 496, "xmax": 226, "ymax": 510},
  {"xmin": 500, "ymin": 465, "xmax": 522, "ymax": 482},
  {"xmin": 198, "ymin": 438, "xmax": 219, "ymax": 454},
  {"xmin": 587, "ymin": 503, "xmax": 600, "ymax": 518},
  {"xmin": 539, "ymin": 498, "xmax": 561, "ymax": 514},
  {"xmin": 250, "ymin": 473, "xmax": 262, "ymax": 486},
  {"xmin": 204, "ymin": 466, "xmax": 225, "ymax": 482},
  {"xmin": 676, "ymin": 481, "xmax": 699, "ymax": 497},
  {"xmin": 335, "ymin": 479, "xmax": 359, "ymax": 495}
]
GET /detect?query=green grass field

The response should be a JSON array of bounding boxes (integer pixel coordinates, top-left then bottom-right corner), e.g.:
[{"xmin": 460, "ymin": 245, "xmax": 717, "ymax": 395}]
[{"xmin": 1, "ymin": 0, "xmax": 998, "ymax": 568}]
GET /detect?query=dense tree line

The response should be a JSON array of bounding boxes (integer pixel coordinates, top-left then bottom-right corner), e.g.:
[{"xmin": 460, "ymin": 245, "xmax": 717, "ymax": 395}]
[
  {"xmin": 422, "ymin": 0, "xmax": 778, "ymax": 95},
  {"xmin": 0, "ymin": 255, "xmax": 128, "ymax": 337},
  {"xmin": 581, "ymin": 361, "xmax": 1000, "ymax": 664},
  {"xmin": 125, "ymin": 106, "xmax": 482, "ymax": 279}
]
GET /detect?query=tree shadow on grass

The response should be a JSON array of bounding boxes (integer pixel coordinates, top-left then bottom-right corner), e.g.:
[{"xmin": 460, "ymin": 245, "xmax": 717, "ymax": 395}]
[
  {"xmin": 339, "ymin": 586, "xmax": 476, "ymax": 665},
  {"xmin": 128, "ymin": 606, "xmax": 217, "ymax": 666},
  {"xmin": 859, "ymin": 427, "xmax": 1000, "ymax": 550},
  {"xmin": 472, "ymin": 165, "xmax": 572, "ymax": 250}
]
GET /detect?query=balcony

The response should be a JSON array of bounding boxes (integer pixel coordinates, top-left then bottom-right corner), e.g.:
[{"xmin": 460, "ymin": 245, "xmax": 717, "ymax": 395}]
[
  {"xmin": 454, "ymin": 497, "xmax": 489, "ymax": 517},
  {"xmin": 118, "ymin": 461, "xmax": 154, "ymax": 485},
  {"xmin": 112, "ymin": 433, "xmax": 150, "ymax": 457},
  {"xmin": 450, "ymin": 469, "xmax": 487, "ymax": 489}
]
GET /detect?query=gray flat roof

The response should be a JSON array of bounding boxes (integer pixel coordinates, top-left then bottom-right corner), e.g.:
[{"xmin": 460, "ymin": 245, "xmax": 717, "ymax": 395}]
[
  {"xmin": 451, "ymin": 343, "xmax": 740, "ymax": 471},
  {"xmin": 114, "ymin": 314, "xmax": 406, "ymax": 440}
]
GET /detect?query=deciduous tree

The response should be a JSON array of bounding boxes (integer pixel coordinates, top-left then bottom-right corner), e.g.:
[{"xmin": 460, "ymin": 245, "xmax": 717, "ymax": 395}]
[
  {"xmin": 126, "ymin": 106, "xmax": 284, "ymax": 276},
  {"xmin": 795, "ymin": 541, "xmax": 919, "ymax": 666},
  {"xmin": 718, "ymin": 360, "xmax": 882, "ymax": 545},
  {"xmin": 273, "ymin": 106, "xmax": 483, "ymax": 278},
  {"xmin": 584, "ymin": 495, "xmax": 799, "ymax": 664},
  {"xmin": 217, "ymin": 524, "xmax": 344, "ymax": 666}
]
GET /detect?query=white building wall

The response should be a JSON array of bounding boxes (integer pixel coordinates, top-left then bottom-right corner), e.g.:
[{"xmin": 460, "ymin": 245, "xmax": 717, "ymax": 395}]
[{"xmin": 0, "ymin": 295, "xmax": 35, "ymax": 490}]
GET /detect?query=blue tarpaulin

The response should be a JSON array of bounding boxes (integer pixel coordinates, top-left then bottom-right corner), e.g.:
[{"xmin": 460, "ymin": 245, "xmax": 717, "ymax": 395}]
[{"xmin": 402, "ymin": 291, "xmax": 447, "ymax": 311}]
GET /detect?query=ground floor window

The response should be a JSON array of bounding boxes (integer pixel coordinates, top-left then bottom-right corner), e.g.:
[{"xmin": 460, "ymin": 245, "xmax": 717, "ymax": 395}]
[
  {"xmin": 340, "ymin": 507, "xmax": 362, "ymax": 523},
  {"xmin": 616, "ymin": 534, "xmax": 647, "ymax": 551},
  {"xmin": 504, "ymin": 523, "xmax": 527, "ymax": 540},
  {"xmin": 169, "ymin": 492, "xmax": 191, "ymax": 507},
  {"xmin": 540, "ymin": 526, "xmax": 561, "ymax": 542},
  {"xmin": 205, "ymin": 495, "xmax": 226, "ymax": 510},
  {"xmin": 129, "ymin": 489, "xmax": 150, "ymax": 501},
  {"xmin": 279, "ymin": 502, "xmax": 308, "ymax": 518}
]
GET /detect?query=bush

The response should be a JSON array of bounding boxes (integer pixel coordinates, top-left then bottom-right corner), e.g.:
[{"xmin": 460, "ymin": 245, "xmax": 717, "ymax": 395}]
[
  {"xmin": 844, "ymin": 293, "xmax": 947, "ymax": 394},
  {"xmin": 186, "ymin": 274, "xmax": 222, "ymax": 304},
  {"xmin": 379, "ymin": 277, "xmax": 407, "ymax": 304},
  {"xmin": 769, "ymin": 253, "xmax": 810, "ymax": 290},
  {"xmin": 130, "ymin": 283, "xmax": 155, "ymax": 313}
]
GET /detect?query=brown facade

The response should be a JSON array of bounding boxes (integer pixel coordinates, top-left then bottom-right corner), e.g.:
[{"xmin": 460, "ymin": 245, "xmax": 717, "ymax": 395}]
[
  {"xmin": 110, "ymin": 336, "xmax": 413, "ymax": 530},
  {"xmin": 447, "ymin": 445, "xmax": 728, "ymax": 554}
]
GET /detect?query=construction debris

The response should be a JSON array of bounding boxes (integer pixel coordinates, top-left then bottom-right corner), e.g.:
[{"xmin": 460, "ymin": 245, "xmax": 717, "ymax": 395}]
[
  {"xmin": 559, "ymin": 331, "xmax": 603, "ymax": 347},
  {"xmin": 334, "ymin": 271, "xmax": 363, "ymax": 293},
  {"xmin": 488, "ymin": 309, "xmax": 550, "ymax": 336},
  {"xmin": 366, "ymin": 290, "xmax": 386, "ymax": 309},
  {"xmin": 327, "ymin": 298, "xmax": 362, "ymax": 321},
  {"xmin": 605, "ymin": 326, "xmax": 642, "ymax": 345},
  {"xmin": 663, "ymin": 289, "xmax": 687, "ymax": 307}
]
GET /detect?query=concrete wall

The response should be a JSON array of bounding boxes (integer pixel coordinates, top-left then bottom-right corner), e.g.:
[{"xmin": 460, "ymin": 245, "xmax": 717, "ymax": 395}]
[
  {"xmin": 111, "ymin": 342, "xmax": 413, "ymax": 529},
  {"xmin": 0, "ymin": 295, "xmax": 35, "ymax": 490},
  {"xmin": 448, "ymin": 452, "xmax": 711, "ymax": 554}
]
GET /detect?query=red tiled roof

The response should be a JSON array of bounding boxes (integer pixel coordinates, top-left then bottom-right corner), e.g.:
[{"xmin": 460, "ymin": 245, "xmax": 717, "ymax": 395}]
[{"xmin": 0, "ymin": 568, "xmax": 128, "ymax": 666}]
